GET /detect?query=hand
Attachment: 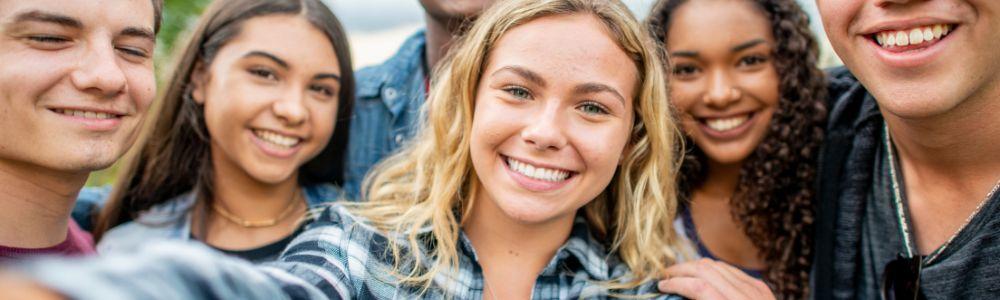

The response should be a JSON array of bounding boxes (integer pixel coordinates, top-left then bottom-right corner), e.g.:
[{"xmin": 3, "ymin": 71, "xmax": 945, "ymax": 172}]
[{"xmin": 658, "ymin": 258, "xmax": 775, "ymax": 300}]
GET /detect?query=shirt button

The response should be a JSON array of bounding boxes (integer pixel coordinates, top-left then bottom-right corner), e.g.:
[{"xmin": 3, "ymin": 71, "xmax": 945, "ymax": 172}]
[
  {"xmin": 395, "ymin": 134, "xmax": 404, "ymax": 144},
  {"xmin": 384, "ymin": 88, "xmax": 398, "ymax": 99}
]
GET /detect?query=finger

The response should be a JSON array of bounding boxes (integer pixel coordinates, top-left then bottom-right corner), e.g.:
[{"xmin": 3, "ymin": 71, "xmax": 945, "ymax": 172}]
[
  {"xmin": 659, "ymin": 277, "xmax": 727, "ymax": 300},
  {"xmin": 664, "ymin": 259, "xmax": 748, "ymax": 300},
  {"xmin": 712, "ymin": 262, "xmax": 775, "ymax": 299},
  {"xmin": 703, "ymin": 260, "xmax": 754, "ymax": 299}
]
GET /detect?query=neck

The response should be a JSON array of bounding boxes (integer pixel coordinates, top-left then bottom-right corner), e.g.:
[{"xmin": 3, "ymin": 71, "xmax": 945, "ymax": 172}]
[
  {"xmin": 423, "ymin": 13, "xmax": 460, "ymax": 73},
  {"xmin": 696, "ymin": 159, "xmax": 742, "ymax": 201},
  {"xmin": 464, "ymin": 190, "xmax": 575, "ymax": 297},
  {"xmin": 208, "ymin": 156, "xmax": 300, "ymax": 222},
  {"xmin": 0, "ymin": 159, "xmax": 87, "ymax": 248},
  {"xmin": 884, "ymin": 92, "xmax": 1000, "ymax": 199}
]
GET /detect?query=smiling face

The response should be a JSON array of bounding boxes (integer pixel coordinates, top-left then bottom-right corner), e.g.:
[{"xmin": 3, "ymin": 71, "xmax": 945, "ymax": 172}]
[
  {"xmin": 469, "ymin": 13, "xmax": 637, "ymax": 225},
  {"xmin": 818, "ymin": 0, "xmax": 1000, "ymax": 119},
  {"xmin": 191, "ymin": 15, "xmax": 341, "ymax": 185},
  {"xmin": 666, "ymin": 0, "xmax": 779, "ymax": 166},
  {"xmin": 0, "ymin": 0, "xmax": 156, "ymax": 173}
]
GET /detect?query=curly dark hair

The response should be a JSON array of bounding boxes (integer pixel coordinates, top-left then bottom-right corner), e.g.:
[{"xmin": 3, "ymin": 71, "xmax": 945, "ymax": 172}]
[{"xmin": 647, "ymin": 0, "xmax": 827, "ymax": 298}]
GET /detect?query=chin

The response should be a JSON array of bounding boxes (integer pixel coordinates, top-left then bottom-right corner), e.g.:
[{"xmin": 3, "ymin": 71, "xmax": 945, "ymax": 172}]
[{"xmin": 247, "ymin": 167, "xmax": 298, "ymax": 185}]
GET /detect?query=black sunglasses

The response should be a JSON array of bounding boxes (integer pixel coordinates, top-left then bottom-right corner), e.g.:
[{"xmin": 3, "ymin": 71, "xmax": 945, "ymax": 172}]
[{"xmin": 880, "ymin": 253, "xmax": 926, "ymax": 300}]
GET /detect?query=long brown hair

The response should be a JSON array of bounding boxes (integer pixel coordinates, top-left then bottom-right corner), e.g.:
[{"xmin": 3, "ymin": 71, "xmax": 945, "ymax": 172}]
[
  {"xmin": 647, "ymin": 0, "xmax": 827, "ymax": 298},
  {"xmin": 93, "ymin": 0, "xmax": 355, "ymax": 241}
]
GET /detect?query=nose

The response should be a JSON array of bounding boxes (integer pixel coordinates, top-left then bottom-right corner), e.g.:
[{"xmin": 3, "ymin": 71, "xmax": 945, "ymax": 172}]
[
  {"xmin": 70, "ymin": 39, "xmax": 127, "ymax": 99},
  {"xmin": 272, "ymin": 87, "xmax": 308, "ymax": 126},
  {"xmin": 520, "ymin": 103, "xmax": 568, "ymax": 152},
  {"xmin": 702, "ymin": 69, "xmax": 742, "ymax": 108}
]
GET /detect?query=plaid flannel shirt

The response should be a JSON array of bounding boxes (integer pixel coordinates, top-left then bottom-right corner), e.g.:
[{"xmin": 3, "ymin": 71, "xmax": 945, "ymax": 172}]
[{"xmin": 24, "ymin": 204, "xmax": 678, "ymax": 299}]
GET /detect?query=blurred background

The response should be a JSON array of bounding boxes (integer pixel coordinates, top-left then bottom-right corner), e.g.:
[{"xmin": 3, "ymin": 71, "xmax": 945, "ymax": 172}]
[{"xmin": 86, "ymin": 0, "xmax": 841, "ymax": 186}]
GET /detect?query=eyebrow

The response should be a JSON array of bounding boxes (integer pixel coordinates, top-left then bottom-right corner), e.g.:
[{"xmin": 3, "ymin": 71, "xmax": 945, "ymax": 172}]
[
  {"xmin": 670, "ymin": 38, "xmax": 769, "ymax": 58},
  {"xmin": 121, "ymin": 27, "xmax": 156, "ymax": 43},
  {"xmin": 314, "ymin": 73, "xmax": 341, "ymax": 82},
  {"xmin": 243, "ymin": 51, "xmax": 289, "ymax": 69},
  {"xmin": 11, "ymin": 10, "xmax": 81, "ymax": 28},
  {"xmin": 574, "ymin": 83, "xmax": 626, "ymax": 106},
  {"xmin": 732, "ymin": 39, "xmax": 767, "ymax": 52},
  {"xmin": 492, "ymin": 65, "xmax": 547, "ymax": 87}
]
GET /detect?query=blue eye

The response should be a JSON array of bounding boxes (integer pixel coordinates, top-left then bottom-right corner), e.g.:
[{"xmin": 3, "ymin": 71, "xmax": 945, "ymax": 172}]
[
  {"xmin": 578, "ymin": 101, "xmax": 609, "ymax": 115},
  {"xmin": 503, "ymin": 86, "xmax": 532, "ymax": 100}
]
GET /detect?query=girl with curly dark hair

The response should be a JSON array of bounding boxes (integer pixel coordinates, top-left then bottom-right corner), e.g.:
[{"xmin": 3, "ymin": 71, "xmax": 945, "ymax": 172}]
[{"xmin": 647, "ymin": 0, "xmax": 827, "ymax": 299}]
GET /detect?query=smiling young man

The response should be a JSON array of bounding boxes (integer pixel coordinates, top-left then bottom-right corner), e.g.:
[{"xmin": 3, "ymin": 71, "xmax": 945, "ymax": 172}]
[
  {"xmin": 813, "ymin": 0, "xmax": 1000, "ymax": 299},
  {"xmin": 0, "ymin": 0, "xmax": 162, "ymax": 260}
]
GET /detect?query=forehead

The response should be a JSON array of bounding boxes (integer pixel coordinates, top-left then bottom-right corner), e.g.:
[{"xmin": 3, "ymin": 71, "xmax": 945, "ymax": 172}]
[
  {"xmin": 483, "ymin": 13, "xmax": 638, "ymax": 90},
  {"xmin": 0, "ymin": 0, "xmax": 154, "ymax": 32},
  {"xmin": 214, "ymin": 15, "xmax": 340, "ymax": 70},
  {"xmin": 667, "ymin": 0, "xmax": 773, "ymax": 49}
]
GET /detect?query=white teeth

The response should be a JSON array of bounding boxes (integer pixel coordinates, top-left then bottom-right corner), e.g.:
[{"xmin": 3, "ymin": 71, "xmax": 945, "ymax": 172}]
[
  {"xmin": 705, "ymin": 115, "xmax": 749, "ymax": 132},
  {"xmin": 253, "ymin": 129, "xmax": 301, "ymax": 148},
  {"xmin": 875, "ymin": 24, "xmax": 952, "ymax": 49},
  {"xmin": 909, "ymin": 28, "xmax": 923, "ymax": 44},
  {"xmin": 506, "ymin": 157, "xmax": 570, "ymax": 182},
  {"xmin": 896, "ymin": 31, "xmax": 909, "ymax": 46},
  {"xmin": 55, "ymin": 109, "xmax": 116, "ymax": 120}
]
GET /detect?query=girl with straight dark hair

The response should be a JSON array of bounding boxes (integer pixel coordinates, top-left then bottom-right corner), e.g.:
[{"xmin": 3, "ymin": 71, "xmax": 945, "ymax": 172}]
[{"xmin": 90, "ymin": 0, "xmax": 355, "ymax": 263}]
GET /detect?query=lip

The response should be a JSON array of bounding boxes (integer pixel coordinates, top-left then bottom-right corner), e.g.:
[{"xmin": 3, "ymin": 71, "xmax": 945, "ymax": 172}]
[
  {"xmin": 863, "ymin": 25, "xmax": 955, "ymax": 69},
  {"xmin": 501, "ymin": 154, "xmax": 576, "ymax": 193},
  {"xmin": 694, "ymin": 112, "xmax": 757, "ymax": 140},
  {"xmin": 248, "ymin": 129, "xmax": 303, "ymax": 159},
  {"xmin": 47, "ymin": 106, "xmax": 126, "ymax": 132},
  {"xmin": 859, "ymin": 17, "xmax": 959, "ymax": 35}
]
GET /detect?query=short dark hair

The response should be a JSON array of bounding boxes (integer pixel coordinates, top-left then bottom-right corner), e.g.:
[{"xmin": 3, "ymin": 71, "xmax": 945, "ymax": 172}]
[{"xmin": 152, "ymin": 0, "xmax": 163, "ymax": 34}]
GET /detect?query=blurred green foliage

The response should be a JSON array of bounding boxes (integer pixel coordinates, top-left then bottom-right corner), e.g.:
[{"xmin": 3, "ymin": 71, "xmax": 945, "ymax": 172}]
[{"xmin": 86, "ymin": 0, "xmax": 211, "ymax": 186}]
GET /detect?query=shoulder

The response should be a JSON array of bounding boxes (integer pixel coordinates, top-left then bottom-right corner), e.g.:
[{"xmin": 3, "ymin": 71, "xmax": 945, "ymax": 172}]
[
  {"xmin": 823, "ymin": 66, "xmax": 881, "ymax": 134},
  {"xmin": 97, "ymin": 193, "xmax": 195, "ymax": 253},
  {"xmin": 302, "ymin": 184, "xmax": 345, "ymax": 207},
  {"xmin": 354, "ymin": 30, "xmax": 426, "ymax": 99}
]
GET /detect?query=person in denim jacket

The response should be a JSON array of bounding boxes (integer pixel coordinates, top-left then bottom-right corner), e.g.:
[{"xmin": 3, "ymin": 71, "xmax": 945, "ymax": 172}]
[
  {"xmin": 343, "ymin": 0, "xmax": 497, "ymax": 199},
  {"xmin": 87, "ymin": 0, "xmax": 355, "ymax": 264}
]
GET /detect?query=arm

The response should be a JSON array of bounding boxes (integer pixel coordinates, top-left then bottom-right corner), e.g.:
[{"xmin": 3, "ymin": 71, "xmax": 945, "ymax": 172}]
[{"xmin": 8, "ymin": 207, "xmax": 359, "ymax": 300}]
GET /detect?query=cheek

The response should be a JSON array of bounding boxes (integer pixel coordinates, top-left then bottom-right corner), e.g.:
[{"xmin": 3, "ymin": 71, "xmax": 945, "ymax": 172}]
[
  {"xmin": 669, "ymin": 81, "xmax": 701, "ymax": 113},
  {"xmin": 745, "ymin": 68, "xmax": 781, "ymax": 108},
  {"xmin": 574, "ymin": 122, "xmax": 630, "ymax": 170},
  {"xmin": 125, "ymin": 66, "xmax": 157, "ymax": 111}
]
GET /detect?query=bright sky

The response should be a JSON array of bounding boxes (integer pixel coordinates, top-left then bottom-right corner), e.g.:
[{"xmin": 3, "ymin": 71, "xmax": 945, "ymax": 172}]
[{"xmin": 324, "ymin": 0, "xmax": 839, "ymax": 69}]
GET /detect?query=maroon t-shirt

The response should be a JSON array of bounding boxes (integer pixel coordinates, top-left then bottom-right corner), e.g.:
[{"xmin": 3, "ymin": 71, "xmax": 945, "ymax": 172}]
[{"xmin": 0, "ymin": 219, "xmax": 96, "ymax": 261}]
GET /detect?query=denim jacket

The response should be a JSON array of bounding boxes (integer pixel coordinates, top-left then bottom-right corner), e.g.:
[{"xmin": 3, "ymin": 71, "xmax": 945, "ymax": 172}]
[
  {"xmin": 96, "ymin": 184, "xmax": 343, "ymax": 255},
  {"xmin": 344, "ymin": 30, "xmax": 428, "ymax": 199}
]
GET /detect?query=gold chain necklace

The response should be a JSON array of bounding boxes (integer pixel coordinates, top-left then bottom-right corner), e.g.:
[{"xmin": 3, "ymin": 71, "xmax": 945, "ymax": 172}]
[{"xmin": 211, "ymin": 189, "xmax": 302, "ymax": 228}]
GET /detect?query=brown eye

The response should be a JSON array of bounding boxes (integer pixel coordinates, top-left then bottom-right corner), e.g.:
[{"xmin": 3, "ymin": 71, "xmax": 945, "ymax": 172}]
[
  {"xmin": 248, "ymin": 67, "xmax": 277, "ymax": 81},
  {"xmin": 738, "ymin": 55, "xmax": 768, "ymax": 67},
  {"xmin": 673, "ymin": 64, "xmax": 700, "ymax": 78}
]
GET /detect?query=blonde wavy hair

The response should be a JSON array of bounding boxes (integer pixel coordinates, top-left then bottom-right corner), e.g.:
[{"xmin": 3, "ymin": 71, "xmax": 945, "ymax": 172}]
[{"xmin": 348, "ymin": 0, "xmax": 684, "ymax": 293}]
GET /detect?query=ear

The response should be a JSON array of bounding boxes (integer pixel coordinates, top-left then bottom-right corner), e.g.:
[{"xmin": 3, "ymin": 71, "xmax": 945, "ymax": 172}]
[{"xmin": 189, "ymin": 62, "xmax": 209, "ymax": 104}]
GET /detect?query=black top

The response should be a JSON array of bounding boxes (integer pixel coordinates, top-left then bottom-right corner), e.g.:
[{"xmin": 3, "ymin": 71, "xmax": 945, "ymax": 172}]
[
  {"xmin": 197, "ymin": 227, "xmax": 303, "ymax": 264},
  {"xmin": 813, "ymin": 66, "xmax": 1000, "ymax": 299}
]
